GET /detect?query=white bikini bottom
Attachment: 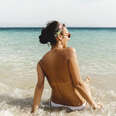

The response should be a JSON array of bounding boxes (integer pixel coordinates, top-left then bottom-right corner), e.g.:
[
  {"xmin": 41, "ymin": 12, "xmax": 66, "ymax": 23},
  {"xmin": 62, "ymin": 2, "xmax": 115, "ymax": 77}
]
[{"xmin": 50, "ymin": 101, "xmax": 86, "ymax": 111}]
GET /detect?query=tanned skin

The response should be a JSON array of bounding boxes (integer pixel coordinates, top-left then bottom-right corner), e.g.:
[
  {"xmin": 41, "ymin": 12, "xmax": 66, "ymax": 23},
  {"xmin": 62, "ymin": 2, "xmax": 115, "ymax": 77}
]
[{"xmin": 31, "ymin": 27, "xmax": 102, "ymax": 113}]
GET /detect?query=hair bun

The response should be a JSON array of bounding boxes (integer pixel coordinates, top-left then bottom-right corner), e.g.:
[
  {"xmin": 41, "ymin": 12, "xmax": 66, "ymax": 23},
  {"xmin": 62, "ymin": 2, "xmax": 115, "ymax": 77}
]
[
  {"xmin": 38, "ymin": 21, "xmax": 64, "ymax": 45},
  {"xmin": 39, "ymin": 28, "xmax": 48, "ymax": 44}
]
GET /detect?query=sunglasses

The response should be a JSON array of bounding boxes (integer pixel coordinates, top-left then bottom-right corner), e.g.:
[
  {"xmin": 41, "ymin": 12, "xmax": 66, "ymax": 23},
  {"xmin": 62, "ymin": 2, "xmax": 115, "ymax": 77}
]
[{"xmin": 63, "ymin": 33, "xmax": 71, "ymax": 38}]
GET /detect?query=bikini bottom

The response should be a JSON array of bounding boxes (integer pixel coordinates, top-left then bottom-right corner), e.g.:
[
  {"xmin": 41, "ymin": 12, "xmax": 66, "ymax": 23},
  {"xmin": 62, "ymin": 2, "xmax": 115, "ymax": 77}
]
[{"xmin": 50, "ymin": 101, "xmax": 86, "ymax": 111}]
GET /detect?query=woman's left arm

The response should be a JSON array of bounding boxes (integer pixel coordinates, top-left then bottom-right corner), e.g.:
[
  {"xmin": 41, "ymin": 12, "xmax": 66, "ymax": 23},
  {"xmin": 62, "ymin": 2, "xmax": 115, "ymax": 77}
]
[{"xmin": 31, "ymin": 61, "xmax": 45, "ymax": 113}]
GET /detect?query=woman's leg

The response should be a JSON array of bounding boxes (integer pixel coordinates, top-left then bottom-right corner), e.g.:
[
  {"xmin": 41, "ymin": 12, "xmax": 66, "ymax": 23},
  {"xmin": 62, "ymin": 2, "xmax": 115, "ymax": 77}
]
[{"xmin": 83, "ymin": 76, "xmax": 103, "ymax": 109}]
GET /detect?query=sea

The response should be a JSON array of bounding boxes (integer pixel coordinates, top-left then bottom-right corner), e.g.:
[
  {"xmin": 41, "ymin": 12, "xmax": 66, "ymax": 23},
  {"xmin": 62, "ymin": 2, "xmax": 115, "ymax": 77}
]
[{"xmin": 0, "ymin": 28, "xmax": 116, "ymax": 116}]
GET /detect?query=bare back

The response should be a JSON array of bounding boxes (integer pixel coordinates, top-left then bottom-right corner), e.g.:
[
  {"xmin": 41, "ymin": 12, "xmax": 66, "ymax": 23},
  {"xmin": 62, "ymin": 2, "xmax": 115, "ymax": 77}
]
[{"xmin": 40, "ymin": 47, "xmax": 85, "ymax": 106}]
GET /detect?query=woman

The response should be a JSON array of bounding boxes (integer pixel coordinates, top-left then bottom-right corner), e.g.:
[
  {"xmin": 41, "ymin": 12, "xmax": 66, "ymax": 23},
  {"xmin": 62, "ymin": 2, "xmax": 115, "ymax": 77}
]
[{"xmin": 31, "ymin": 21, "xmax": 102, "ymax": 113}]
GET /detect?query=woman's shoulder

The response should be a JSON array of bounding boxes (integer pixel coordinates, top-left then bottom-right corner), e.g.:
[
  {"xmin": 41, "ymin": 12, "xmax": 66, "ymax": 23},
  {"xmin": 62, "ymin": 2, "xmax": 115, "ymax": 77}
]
[
  {"xmin": 57, "ymin": 47, "xmax": 77, "ymax": 60},
  {"xmin": 64, "ymin": 47, "xmax": 77, "ymax": 56},
  {"xmin": 39, "ymin": 47, "xmax": 77, "ymax": 62},
  {"xmin": 65, "ymin": 47, "xmax": 76, "ymax": 53},
  {"xmin": 37, "ymin": 51, "xmax": 50, "ymax": 63}
]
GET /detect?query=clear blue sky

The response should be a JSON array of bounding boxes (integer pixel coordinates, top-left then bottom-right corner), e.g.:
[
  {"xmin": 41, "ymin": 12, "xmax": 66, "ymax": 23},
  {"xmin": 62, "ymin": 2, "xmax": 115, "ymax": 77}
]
[{"xmin": 0, "ymin": 0, "xmax": 116, "ymax": 27}]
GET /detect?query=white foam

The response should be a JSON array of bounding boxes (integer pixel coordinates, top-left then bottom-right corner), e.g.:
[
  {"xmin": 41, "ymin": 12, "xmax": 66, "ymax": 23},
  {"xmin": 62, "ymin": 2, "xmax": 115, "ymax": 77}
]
[
  {"xmin": 0, "ymin": 82, "xmax": 10, "ymax": 94},
  {"xmin": 107, "ymin": 90, "xmax": 116, "ymax": 97},
  {"xmin": 0, "ymin": 83, "xmax": 9, "ymax": 89},
  {"xmin": 0, "ymin": 110, "xmax": 13, "ymax": 116},
  {"xmin": 10, "ymin": 88, "xmax": 24, "ymax": 98}
]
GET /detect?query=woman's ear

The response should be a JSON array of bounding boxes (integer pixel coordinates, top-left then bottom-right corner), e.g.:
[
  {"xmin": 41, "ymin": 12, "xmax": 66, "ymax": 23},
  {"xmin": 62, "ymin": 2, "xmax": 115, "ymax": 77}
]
[{"xmin": 56, "ymin": 34, "xmax": 62, "ymax": 41}]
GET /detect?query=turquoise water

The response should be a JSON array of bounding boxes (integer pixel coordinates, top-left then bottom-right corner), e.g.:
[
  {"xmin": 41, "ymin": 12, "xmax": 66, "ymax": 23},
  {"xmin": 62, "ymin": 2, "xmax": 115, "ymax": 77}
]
[
  {"xmin": 69, "ymin": 28, "xmax": 116, "ymax": 77},
  {"xmin": 0, "ymin": 28, "xmax": 116, "ymax": 77},
  {"xmin": 0, "ymin": 28, "xmax": 116, "ymax": 116}
]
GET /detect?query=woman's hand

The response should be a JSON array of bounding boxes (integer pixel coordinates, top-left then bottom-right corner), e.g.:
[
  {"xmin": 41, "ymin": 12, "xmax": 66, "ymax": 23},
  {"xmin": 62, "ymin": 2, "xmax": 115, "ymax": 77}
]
[
  {"xmin": 92, "ymin": 102, "xmax": 103, "ymax": 110},
  {"xmin": 31, "ymin": 105, "xmax": 38, "ymax": 113}
]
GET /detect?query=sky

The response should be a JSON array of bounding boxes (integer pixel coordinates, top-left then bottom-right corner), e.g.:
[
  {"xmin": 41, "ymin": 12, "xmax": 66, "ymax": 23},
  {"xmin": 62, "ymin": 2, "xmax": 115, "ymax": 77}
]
[{"xmin": 0, "ymin": 0, "xmax": 116, "ymax": 27}]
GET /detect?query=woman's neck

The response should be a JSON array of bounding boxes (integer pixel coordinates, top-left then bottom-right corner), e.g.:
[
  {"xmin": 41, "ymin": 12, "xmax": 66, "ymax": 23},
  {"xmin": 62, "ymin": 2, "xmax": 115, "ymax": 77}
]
[{"xmin": 51, "ymin": 41, "xmax": 64, "ymax": 50}]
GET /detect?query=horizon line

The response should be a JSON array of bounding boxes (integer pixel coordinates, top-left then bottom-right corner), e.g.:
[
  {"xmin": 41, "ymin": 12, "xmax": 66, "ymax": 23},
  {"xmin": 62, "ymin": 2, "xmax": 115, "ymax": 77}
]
[{"xmin": 0, "ymin": 26, "xmax": 116, "ymax": 29}]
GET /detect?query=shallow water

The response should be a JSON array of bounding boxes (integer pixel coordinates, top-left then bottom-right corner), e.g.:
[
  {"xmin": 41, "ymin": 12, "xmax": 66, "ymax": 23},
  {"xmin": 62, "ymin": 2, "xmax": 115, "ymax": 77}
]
[{"xmin": 0, "ymin": 28, "xmax": 116, "ymax": 116}]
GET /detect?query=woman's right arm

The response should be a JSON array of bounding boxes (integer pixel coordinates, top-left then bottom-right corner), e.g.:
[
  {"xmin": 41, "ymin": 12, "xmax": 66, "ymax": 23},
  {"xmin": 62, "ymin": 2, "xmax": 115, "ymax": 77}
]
[
  {"xmin": 67, "ymin": 48, "xmax": 97, "ymax": 109},
  {"xmin": 31, "ymin": 61, "xmax": 45, "ymax": 113}
]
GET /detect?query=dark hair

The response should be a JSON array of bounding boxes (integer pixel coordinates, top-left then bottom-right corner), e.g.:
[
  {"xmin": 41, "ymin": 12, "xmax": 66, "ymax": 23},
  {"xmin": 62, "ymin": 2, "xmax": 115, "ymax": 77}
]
[{"xmin": 39, "ymin": 21, "xmax": 65, "ymax": 46}]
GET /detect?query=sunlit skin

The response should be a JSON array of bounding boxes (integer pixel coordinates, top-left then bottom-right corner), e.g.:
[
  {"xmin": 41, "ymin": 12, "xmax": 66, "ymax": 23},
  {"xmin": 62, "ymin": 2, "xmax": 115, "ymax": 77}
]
[{"xmin": 31, "ymin": 26, "xmax": 102, "ymax": 113}]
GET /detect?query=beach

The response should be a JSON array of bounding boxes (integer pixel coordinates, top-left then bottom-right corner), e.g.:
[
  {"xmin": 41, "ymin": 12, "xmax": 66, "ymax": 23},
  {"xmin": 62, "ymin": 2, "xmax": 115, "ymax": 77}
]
[{"xmin": 0, "ymin": 28, "xmax": 116, "ymax": 116}]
